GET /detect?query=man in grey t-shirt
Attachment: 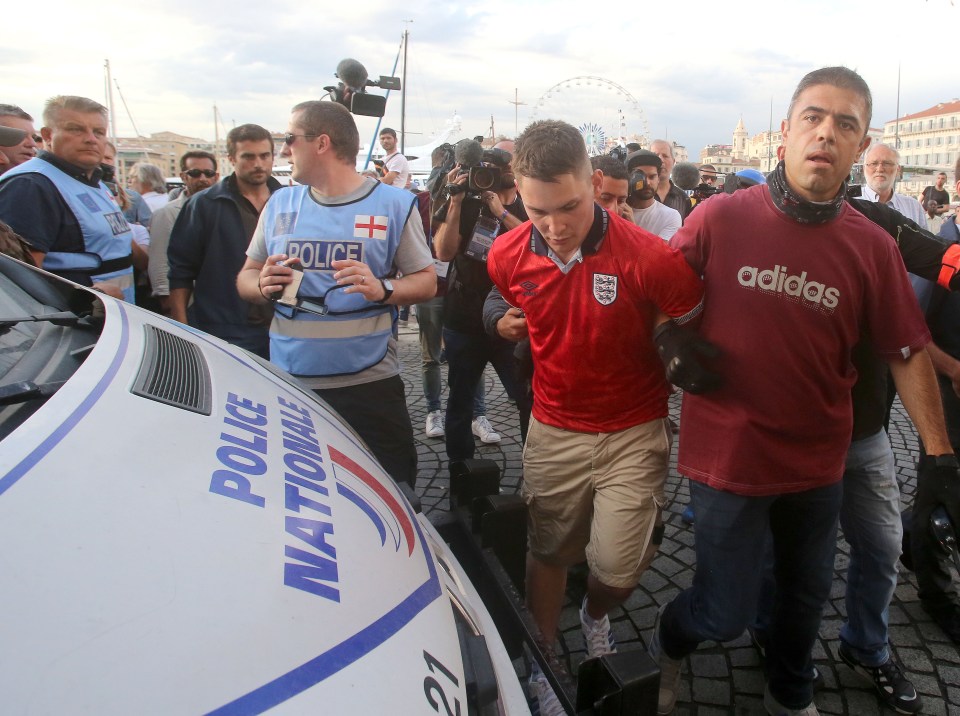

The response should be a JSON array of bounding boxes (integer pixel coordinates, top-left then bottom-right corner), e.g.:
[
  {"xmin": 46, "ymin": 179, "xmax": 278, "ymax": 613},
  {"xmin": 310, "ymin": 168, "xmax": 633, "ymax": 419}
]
[{"xmin": 238, "ymin": 102, "xmax": 435, "ymax": 488}]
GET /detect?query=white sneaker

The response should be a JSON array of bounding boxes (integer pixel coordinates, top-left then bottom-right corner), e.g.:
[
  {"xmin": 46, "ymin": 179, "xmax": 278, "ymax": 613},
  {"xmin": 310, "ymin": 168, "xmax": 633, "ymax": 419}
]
[
  {"xmin": 529, "ymin": 667, "xmax": 566, "ymax": 716},
  {"xmin": 472, "ymin": 416, "xmax": 501, "ymax": 444},
  {"xmin": 763, "ymin": 685, "xmax": 820, "ymax": 715},
  {"xmin": 580, "ymin": 597, "xmax": 616, "ymax": 658},
  {"xmin": 648, "ymin": 606, "xmax": 682, "ymax": 715},
  {"xmin": 425, "ymin": 410, "xmax": 445, "ymax": 438}
]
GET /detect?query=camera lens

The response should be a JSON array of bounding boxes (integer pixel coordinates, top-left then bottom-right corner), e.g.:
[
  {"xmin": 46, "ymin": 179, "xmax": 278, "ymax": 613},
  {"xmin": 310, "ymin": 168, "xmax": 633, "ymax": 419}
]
[{"xmin": 471, "ymin": 167, "xmax": 497, "ymax": 191}]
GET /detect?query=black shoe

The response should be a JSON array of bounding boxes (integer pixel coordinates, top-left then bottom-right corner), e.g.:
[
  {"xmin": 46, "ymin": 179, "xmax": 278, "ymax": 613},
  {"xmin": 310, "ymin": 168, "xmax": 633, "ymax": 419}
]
[
  {"xmin": 748, "ymin": 627, "xmax": 823, "ymax": 691},
  {"xmin": 923, "ymin": 603, "xmax": 960, "ymax": 643},
  {"xmin": 837, "ymin": 644, "xmax": 921, "ymax": 714}
]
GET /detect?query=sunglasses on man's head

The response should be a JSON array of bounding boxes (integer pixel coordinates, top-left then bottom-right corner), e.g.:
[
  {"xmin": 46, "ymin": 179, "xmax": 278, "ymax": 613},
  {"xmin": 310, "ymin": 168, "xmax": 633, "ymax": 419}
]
[{"xmin": 184, "ymin": 169, "xmax": 217, "ymax": 178}]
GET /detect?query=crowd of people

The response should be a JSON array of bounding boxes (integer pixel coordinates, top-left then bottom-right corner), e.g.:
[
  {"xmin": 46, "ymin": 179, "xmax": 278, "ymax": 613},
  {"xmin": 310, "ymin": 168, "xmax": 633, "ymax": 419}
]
[{"xmin": 1, "ymin": 65, "xmax": 960, "ymax": 716}]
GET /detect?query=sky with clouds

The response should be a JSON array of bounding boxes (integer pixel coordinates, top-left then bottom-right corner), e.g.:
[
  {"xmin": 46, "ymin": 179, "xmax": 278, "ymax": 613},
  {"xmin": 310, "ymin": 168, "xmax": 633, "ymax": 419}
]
[{"xmin": 6, "ymin": 0, "xmax": 957, "ymax": 160}]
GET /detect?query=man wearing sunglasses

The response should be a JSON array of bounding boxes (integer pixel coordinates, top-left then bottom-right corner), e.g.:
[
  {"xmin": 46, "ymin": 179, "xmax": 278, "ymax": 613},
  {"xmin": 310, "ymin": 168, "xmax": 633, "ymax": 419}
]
[
  {"xmin": 238, "ymin": 101, "xmax": 436, "ymax": 489},
  {"xmin": 168, "ymin": 124, "xmax": 281, "ymax": 358},
  {"xmin": 0, "ymin": 104, "xmax": 39, "ymax": 173},
  {"xmin": 148, "ymin": 150, "xmax": 219, "ymax": 314}
]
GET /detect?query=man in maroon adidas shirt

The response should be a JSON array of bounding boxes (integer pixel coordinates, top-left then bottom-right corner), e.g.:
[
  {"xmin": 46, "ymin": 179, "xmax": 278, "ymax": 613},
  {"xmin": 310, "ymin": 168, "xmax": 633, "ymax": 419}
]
[{"xmin": 650, "ymin": 66, "xmax": 952, "ymax": 716}]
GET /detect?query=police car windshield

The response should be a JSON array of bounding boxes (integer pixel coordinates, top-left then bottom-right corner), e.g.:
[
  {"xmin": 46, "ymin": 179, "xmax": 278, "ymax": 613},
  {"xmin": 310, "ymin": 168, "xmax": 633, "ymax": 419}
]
[
  {"xmin": 0, "ymin": 272, "xmax": 49, "ymax": 380},
  {"xmin": 0, "ymin": 256, "xmax": 103, "ymax": 439}
]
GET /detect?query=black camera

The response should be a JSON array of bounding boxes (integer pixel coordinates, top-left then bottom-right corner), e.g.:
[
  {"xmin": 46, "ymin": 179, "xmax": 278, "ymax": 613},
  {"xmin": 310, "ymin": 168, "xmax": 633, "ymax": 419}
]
[
  {"xmin": 324, "ymin": 59, "xmax": 400, "ymax": 118},
  {"xmin": 608, "ymin": 146, "xmax": 629, "ymax": 164},
  {"xmin": 446, "ymin": 147, "xmax": 514, "ymax": 197},
  {"xmin": 447, "ymin": 166, "xmax": 502, "ymax": 196},
  {"xmin": 691, "ymin": 182, "xmax": 722, "ymax": 204}
]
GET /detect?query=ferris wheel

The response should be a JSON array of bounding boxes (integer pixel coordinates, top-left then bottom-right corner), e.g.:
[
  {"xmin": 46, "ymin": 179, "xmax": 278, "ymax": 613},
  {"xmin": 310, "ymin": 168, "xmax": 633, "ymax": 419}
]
[{"xmin": 530, "ymin": 76, "xmax": 649, "ymax": 154}]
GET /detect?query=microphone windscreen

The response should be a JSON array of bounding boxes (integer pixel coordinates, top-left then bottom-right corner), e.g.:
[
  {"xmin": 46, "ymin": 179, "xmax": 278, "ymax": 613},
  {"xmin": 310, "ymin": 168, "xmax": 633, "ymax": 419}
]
[
  {"xmin": 672, "ymin": 162, "xmax": 703, "ymax": 191},
  {"xmin": 454, "ymin": 139, "xmax": 484, "ymax": 167},
  {"xmin": 336, "ymin": 58, "xmax": 369, "ymax": 90}
]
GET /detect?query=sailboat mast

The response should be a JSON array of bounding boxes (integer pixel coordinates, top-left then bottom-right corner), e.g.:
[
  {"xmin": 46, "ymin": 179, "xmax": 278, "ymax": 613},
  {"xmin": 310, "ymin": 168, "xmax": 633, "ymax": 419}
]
[
  {"xmin": 400, "ymin": 26, "xmax": 409, "ymax": 154},
  {"xmin": 213, "ymin": 104, "xmax": 220, "ymax": 171},
  {"xmin": 104, "ymin": 59, "xmax": 120, "ymax": 180}
]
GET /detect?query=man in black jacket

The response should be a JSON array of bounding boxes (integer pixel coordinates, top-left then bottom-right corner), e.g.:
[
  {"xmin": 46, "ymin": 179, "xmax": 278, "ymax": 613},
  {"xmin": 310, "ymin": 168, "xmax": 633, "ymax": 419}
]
[{"xmin": 168, "ymin": 124, "xmax": 281, "ymax": 358}]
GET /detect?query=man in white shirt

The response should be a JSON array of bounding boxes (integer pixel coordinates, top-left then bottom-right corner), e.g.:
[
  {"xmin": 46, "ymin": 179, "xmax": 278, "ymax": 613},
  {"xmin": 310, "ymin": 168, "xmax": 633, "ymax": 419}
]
[
  {"xmin": 861, "ymin": 142, "xmax": 927, "ymax": 228},
  {"xmin": 378, "ymin": 127, "xmax": 410, "ymax": 188},
  {"xmin": 627, "ymin": 150, "xmax": 682, "ymax": 240}
]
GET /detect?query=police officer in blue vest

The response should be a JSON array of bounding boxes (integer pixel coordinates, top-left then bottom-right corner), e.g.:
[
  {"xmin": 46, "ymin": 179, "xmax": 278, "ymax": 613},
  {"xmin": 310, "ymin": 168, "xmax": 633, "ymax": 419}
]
[
  {"xmin": 238, "ymin": 101, "xmax": 436, "ymax": 489},
  {"xmin": 0, "ymin": 95, "xmax": 133, "ymax": 301}
]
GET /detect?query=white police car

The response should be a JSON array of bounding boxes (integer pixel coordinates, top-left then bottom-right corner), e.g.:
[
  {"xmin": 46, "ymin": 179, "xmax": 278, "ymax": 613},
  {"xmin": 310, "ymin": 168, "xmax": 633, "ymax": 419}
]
[{"xmin": 0, "ymin": 255, "xmax": 529, "ymax": 715}]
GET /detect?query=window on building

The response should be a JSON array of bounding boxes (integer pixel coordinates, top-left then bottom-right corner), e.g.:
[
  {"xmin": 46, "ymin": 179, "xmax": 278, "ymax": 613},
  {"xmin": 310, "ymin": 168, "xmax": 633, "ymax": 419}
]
[
  {"xmin": 927, "ymin": 138, "xmax": 932, "ymax": 146},
  {"xmin": 938, "ymin": 137, "xmax": 944, "ymax": 145}
]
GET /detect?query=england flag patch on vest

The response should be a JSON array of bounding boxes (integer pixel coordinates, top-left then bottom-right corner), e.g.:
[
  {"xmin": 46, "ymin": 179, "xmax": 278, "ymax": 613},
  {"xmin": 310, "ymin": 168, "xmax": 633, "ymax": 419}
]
[
  {"xmin": 354, "ymin": 215, "xmax": 388, "ymax": 240},
  {"xmin": 593, "ymin": 273, "xmax": 618, "ymax": 305}
]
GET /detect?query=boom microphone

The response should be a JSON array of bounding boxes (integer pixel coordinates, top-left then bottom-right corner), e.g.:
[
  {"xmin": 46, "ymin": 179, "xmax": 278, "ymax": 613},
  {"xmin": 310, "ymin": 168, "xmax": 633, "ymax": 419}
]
[
  {"xmin": 672, "ymin": 162, "xmax": 703, "ymax": 191},
  {"xmin": 335, "ymin": 58, "xmax": 369, "ymax": 91},
  {"xmin": 454, "ymin": 138, "xmax": 484, "ymax": 167}
]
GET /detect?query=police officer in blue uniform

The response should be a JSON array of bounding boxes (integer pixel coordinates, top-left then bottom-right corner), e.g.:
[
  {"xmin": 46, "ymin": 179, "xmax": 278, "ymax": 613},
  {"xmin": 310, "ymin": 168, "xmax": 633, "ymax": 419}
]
[
  {"xmin": 238, "ymin": 101, "xmax": 436, "ymax": 489},
  {"xmin": 0, "ymin": 96, "xmax": 133, "ymax": 301}
]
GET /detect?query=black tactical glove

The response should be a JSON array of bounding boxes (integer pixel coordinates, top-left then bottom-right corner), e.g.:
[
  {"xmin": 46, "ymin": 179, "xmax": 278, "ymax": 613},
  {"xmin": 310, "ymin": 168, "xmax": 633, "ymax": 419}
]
[
  {"xmin": 916, "ymin": 454, "xmax": 960, "ymax": 531},
  {"xmin": 652, "ymin": 321, "xmax": 721, "ymax": 394}
]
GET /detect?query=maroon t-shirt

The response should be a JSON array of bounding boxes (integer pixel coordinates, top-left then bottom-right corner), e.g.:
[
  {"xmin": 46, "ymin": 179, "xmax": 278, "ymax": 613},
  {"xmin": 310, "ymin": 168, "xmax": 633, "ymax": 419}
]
[{"xmin": 671, "ymin": 185, "xmax": 929, "ymax": 495}]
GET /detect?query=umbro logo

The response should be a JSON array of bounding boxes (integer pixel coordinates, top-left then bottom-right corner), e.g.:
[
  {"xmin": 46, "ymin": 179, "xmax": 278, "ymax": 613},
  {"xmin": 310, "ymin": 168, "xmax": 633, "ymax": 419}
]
[{"xmin": 520, "ymin": 280, "xmax": 538, "ymax": 297}]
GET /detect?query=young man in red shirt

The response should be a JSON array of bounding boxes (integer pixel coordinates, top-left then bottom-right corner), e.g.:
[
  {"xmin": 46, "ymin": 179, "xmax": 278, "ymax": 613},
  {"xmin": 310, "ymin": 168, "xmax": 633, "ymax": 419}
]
[{"xmin": 487, "ymin": 120, "xmax": 703, "ymax": 715}]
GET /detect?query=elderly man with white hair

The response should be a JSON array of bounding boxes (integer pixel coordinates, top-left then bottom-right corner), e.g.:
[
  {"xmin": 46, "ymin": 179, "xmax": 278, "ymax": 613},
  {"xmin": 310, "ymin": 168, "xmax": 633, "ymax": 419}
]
[
  {"xmin": 861, "ymin": 142, "xmax": 927, "ymax": 228},
  {"xmin": 129, "ymin": 162, "xmax": 169, "ymax": 213}
]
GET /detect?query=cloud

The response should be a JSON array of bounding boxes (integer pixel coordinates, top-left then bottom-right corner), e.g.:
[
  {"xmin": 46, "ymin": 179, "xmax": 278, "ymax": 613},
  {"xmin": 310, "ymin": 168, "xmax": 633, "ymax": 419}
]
[{"xmin": 5, "ymin": 0, "xmax": 957, "ymax": 162}]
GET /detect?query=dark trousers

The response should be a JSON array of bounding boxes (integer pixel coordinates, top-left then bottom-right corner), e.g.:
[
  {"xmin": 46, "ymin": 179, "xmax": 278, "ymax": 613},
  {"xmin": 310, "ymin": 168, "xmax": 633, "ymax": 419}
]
[
  {"xmin": 442, "ymin": 327, "xmax": 531, "ymax": 461},
  {"xmin": 660, "ymin": 480, "xmax": 843, "ymax": 709},
  {"xmin": 315, "ymin": 374, "xmax": 417, "ymax": 489}
]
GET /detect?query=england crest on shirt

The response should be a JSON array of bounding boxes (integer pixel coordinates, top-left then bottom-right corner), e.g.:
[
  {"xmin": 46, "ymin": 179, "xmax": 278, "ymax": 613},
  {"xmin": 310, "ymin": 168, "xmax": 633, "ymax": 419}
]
[{"xmin": 593, "ymin": 273, "xmax": 618, "ymax": 306}]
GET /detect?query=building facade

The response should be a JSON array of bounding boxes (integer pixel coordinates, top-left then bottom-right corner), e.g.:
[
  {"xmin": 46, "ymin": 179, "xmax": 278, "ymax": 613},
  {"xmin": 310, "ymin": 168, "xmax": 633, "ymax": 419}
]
[{"xmin": 883, "ymin": 99, "xmax": 960, "ymax": 198}]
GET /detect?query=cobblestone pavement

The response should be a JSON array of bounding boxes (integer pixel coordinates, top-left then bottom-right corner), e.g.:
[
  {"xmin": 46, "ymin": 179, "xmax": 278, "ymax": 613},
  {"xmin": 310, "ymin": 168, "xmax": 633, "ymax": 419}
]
[{"xmin": 395, "ymin": 320, "xmax": 960, "ymax": 715}]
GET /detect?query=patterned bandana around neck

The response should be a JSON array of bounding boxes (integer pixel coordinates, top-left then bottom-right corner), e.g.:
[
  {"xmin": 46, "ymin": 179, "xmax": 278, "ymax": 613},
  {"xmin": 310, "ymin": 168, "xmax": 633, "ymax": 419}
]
[{"xmin": 767, "ymin": 160, "xmax": 846, "ymax": 225}]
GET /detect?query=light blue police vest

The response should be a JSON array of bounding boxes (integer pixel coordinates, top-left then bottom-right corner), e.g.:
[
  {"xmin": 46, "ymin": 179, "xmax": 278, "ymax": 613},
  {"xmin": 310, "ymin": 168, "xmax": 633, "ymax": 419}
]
[
  {"xmin": 1, "ymin": 158, "xmax": 135, "ymax": 301},
  {"xmin": 263, "ymin": 181, "xmax": 415, "ymax": 377}
]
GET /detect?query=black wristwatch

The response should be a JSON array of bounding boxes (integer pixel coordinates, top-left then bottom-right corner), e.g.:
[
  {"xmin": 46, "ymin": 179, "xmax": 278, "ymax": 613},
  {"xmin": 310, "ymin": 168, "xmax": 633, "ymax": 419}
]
[{"xmin": 376, "ymin": 278, "xmax": 394, "ymax": 304}]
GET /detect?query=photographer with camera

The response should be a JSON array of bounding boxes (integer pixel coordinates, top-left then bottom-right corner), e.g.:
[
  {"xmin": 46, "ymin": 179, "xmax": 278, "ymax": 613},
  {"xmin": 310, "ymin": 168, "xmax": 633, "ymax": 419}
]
[
  {"xmin": 433, "ymin": 138, "xmax": 532, "ymax": 461},
  {"xmin": 626, "ymin": 150, "xmax": 682, "ymax": 240}
]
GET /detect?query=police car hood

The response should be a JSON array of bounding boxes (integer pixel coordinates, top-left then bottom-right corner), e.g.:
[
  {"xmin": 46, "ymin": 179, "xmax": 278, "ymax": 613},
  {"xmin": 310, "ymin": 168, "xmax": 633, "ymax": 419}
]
[{"xmin": 0, "ymin": 292, "xmax": 482, "ymax": 714}]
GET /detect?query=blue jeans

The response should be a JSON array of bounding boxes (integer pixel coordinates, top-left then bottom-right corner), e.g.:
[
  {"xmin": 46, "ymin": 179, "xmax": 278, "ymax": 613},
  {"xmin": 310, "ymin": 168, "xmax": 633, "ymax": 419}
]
[
  {"xmin": 838, "ymin": 429, "xmax": 901, "ymax": 666},
  {"xmin": 753, "ymin": 430, "xmax": 901, "ymax": 667},
  {"xmin": 417, "ymin": 297, "xmax": 484, "ymax": 414},
  {"xmin": 659, "ymin": 479, "xmax": 842, "ymax": 710},
  {"xmin": 443, "ymin": 327, "xmax": 530, "ymax": 461}
]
